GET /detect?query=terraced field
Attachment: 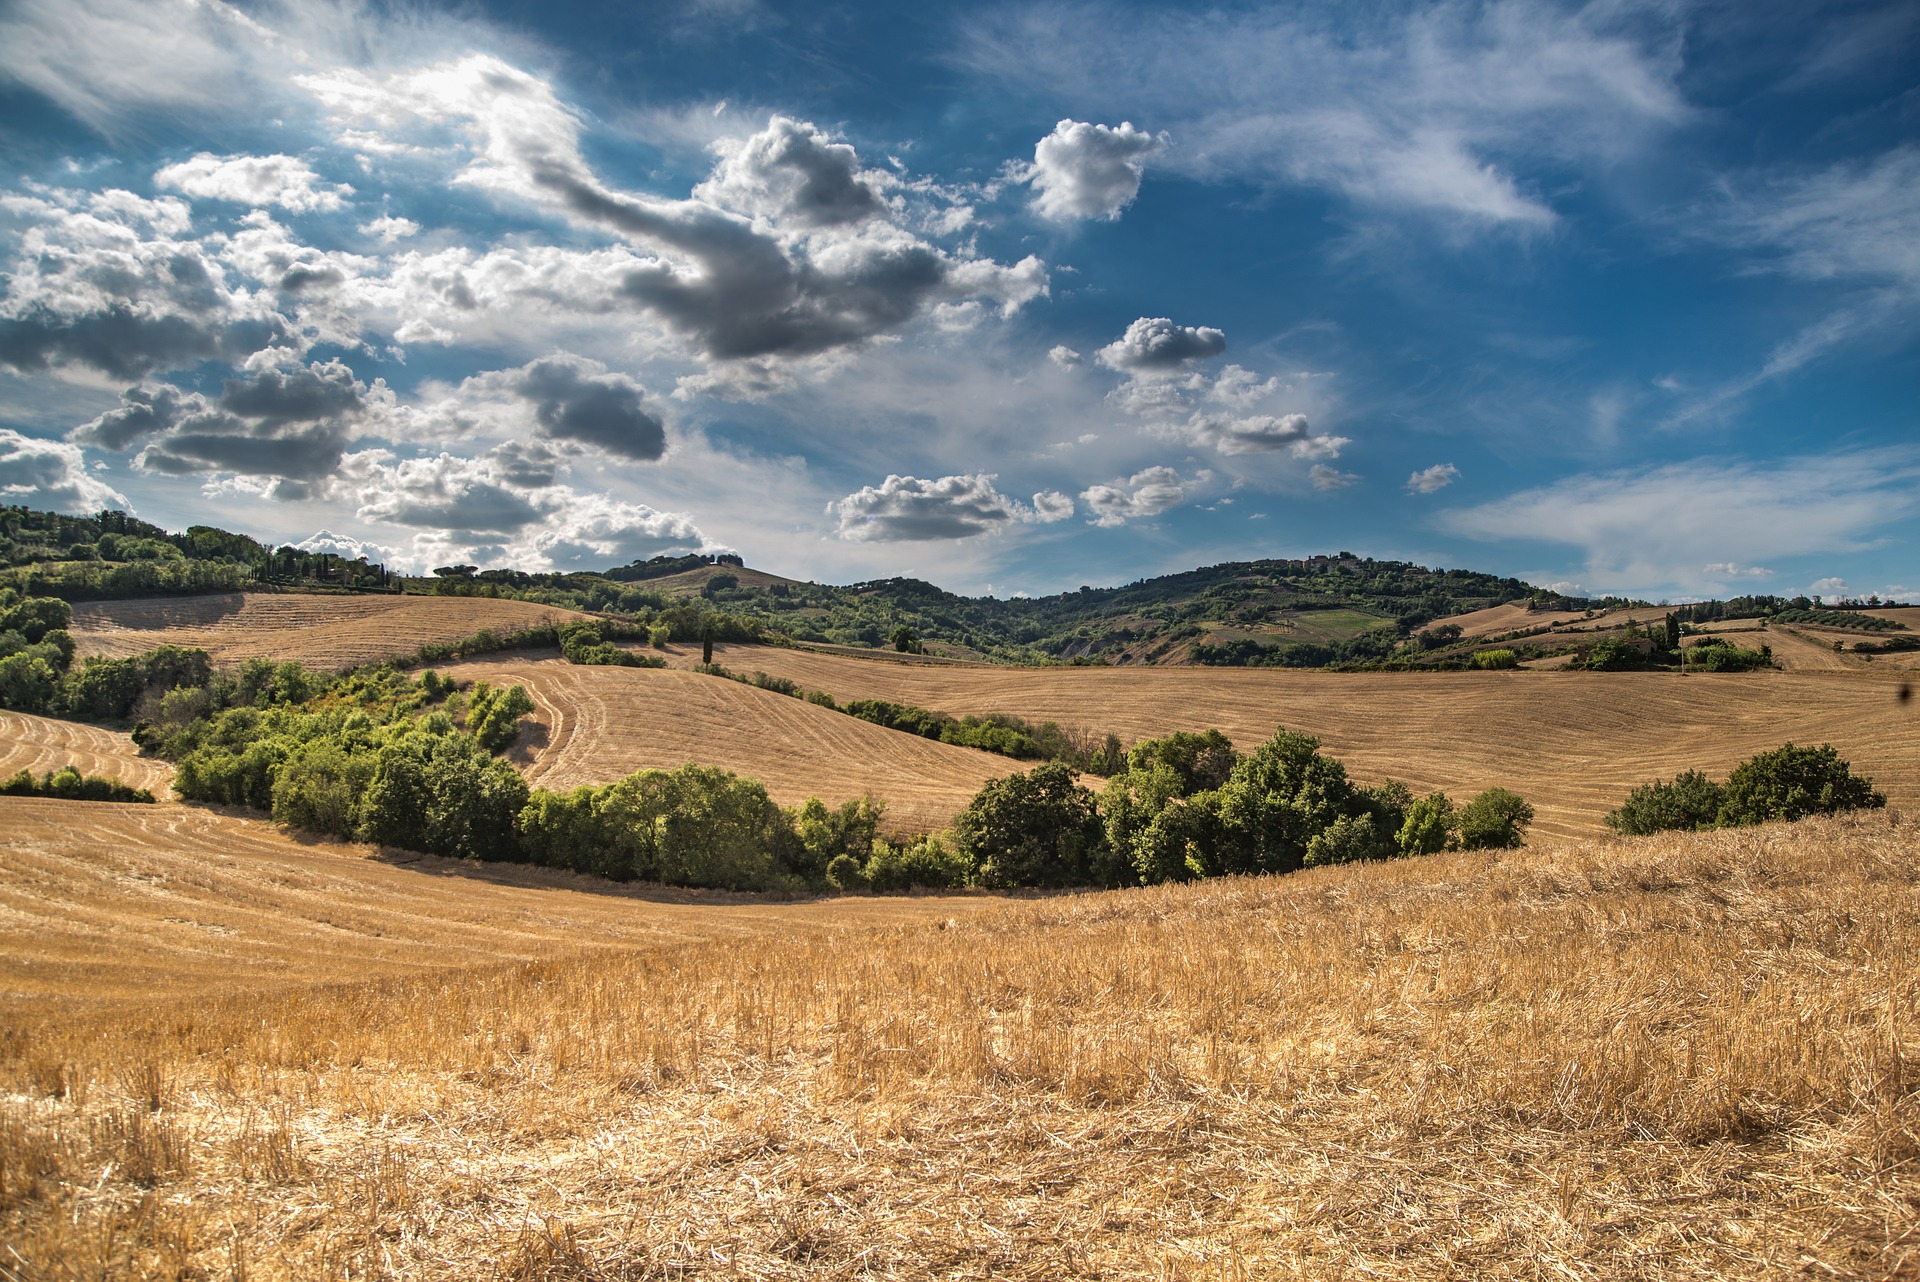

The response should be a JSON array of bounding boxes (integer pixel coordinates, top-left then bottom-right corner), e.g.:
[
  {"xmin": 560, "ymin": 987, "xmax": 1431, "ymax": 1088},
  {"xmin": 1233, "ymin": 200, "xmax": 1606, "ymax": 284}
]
[
  {"xmin": 448, "ymin": 654, "xmax": 1019, "ymax": 833},
  {"xmin": 68, "ymin": 592, "xmax": 591, "ymax": 668},
  {"xmin": 0, "ymin": 796, "xmax": 985, "ymax": 1006},
  {"xmin": 685, "ymin": 644, "xmax": 1919, "ymax": 840},
  {"xmin": 0, "ymin": 710, "xmax": 174, "ymax": 796}
]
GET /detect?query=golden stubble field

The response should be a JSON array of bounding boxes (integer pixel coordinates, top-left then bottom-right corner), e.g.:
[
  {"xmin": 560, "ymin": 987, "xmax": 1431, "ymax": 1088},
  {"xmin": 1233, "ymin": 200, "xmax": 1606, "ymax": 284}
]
[
  {"xmin": 1, "ymin": 803, "xmax": 1914, "ymax": 1279},
  {"xmin": 67, "ymin": 593, "xmax": 593, "ymax": 667},
  {"xmin": 0, "ymin": 710, "xmax": 176, "ymax": 798},
  {"xmin": 691, "ymin": 643, "xmax": 1920, "ymax": 842}
]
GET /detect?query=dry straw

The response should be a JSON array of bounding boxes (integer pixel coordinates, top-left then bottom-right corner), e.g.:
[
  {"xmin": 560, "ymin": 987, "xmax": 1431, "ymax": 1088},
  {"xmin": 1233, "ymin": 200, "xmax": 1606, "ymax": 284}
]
[{"xmin": 2, "ymin": 809, "xmax": 1916, "ymax": 1278}]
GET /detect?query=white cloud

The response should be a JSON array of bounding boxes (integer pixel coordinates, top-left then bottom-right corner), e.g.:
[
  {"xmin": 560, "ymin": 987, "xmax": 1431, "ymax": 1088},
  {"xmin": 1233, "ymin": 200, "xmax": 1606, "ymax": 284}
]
[
  {"xmin": 156, "ymin": 153, "xmax": 354, "ymax": 212},
  {"xmin": 1310, "ymin": 464, "xmax": 1358, "ymax": 490},
  {"xmin": 1701, "ymin": 562, "xmax": 1774, "ymax": 580},
  {"xmin": 829, "ymin": 473, "xmax": 1069, "ymax": 542},
  {"xmin": 1049, "ymin": 344, "xmax": 1082, "ymax": 367},
  {"xmin": 0, "ymin": 428, "xmax": 130, "ymax": 512},
  {"xmin": 294, "ymin": 529, "xmax": 399, "ymax": 563},
  {"xmin": 1406, "ymin": 462, "xmax": 1460, "ymax": 494},
  {"xmin": 358, "ymin": 215, "xmax": 420, "ymax": 243},
  {"xmin": 1027, "ymin": 119, "xmax": 1167, "ymax": 221},
  {"xmin": 1808, "ymin": 577, "xmax": 1849, "ymax": 597},
  {"xmin": 1081, "ymin": 465, "xmax": 1185, "ymax": 526},
  {"xmin": 960, "ymin": 2, "xmax": 1690, "ymax": 228},
  {"xmin": 1724, "ymin": 145, "xmax": 1920, "ymax": 291},
  {"xmin": 1096, "ymin": 316, "xmax": 1226, "ymax": 373},
  {"xmin": 1438, "ymin": 450, "xmax": 1920, "ymax": 595}
]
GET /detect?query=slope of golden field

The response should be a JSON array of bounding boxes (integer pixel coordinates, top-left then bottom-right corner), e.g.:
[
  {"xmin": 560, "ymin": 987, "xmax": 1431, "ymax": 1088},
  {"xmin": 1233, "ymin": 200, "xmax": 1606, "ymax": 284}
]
[
  {"xmin": 1427, "ymin": 600, "xmax": 1590, "ymax": 637},
  {"xmin": 0, "ymin": 710, "xmax": 175, "ymax": 796},
  {"xmin": 0, "ymin": 796, "xmax": 985, "ymax": 1006},
  {"xmin": 697, "ymin": 643, "xmax": 1920, "ymax": 839},
  {"xmin": 448, "ymin": 654, "xmax": 1020, "ymax": 833},
  {"xmin": 68, "ymin": 591, "xmax": 592, "ymax": 667},
  {"xmin": 2, "ymin": 810, "xmax": 1913, "ymax": 1279}
]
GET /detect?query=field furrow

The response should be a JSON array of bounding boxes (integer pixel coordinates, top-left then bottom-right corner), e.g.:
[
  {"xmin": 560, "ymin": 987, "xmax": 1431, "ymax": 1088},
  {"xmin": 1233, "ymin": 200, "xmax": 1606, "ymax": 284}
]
[
  {"xmin": 0, "ymin": 710, "xmax": 175, "ymax": 796},
  {"xmin": 451, "ymin": 655, "xmax": 1020, "ymax": 833}
]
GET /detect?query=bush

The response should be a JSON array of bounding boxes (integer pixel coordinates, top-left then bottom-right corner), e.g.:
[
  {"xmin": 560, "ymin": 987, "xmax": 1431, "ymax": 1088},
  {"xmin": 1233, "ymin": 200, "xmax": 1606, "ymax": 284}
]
[
  {"xmin": 1604, "ymin": 770, "xmax": 1725, "ymax": 836},
  {"xmin": 466, "ymin": 682, "xmax": 535, "ymax": 752},
  {"xmin": 954, "ymin": 762, "xmax": 1106, "ymax": 888},
  {"xmin": 0, "ymin": 765, "xmax": 153, "ymax": 803},
  {"xmin": 825, "ymin": 853, "xmax": 869, "ymax": 892},
  {"xmin": 1455, "ymin": 788, "xmax": 1534, "ymax": 849},
  {"xmin": 1396, "ymin": 792, "xmax": 1455, "ymax": 855},
  {"xmin": 1717, "ymin": 743, "xmax": 1884, "ymax": 826},
  {"xmin": 1470, "ymin": 648, "xmax": 1518, "ymax": 670},
  {"xmin": 1303, "ymin": 812, "xmax": 1392, "ymax": 867},
  {"xmin": 865, "ymin": 836, "xmax": 973, "ymax": 892},
  {"xmin": 1683, "ymin": 638, "xmax": 1772, "ymax": 672},
  {"xmin": 359, "ymin": 733, "xmax": 529, "ymax": 861}
]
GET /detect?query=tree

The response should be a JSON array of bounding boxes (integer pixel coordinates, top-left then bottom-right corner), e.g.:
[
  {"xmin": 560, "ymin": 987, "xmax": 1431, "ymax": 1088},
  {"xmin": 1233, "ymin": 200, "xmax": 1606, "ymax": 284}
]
[
  {"xmin": 1717, "ymin": 743, "xmax": 1884, "ymax": 827},
  {"xmin": 890, "ymin": 626, "xmax": 923, "ymax": 654},
  {"xmin": 1604, "ymin": 771, "xmax": 1724, "ymax": 836},
  {"xmin": 1396, "ymin": 791, "xmax": 1456, "ymax": 855},
  {"xmin": 1211, "ymin": 729, "xmax": 1365, "ymax": 876},
  {"xmin": 1455, "ymin": 788, "xmax": 1534, "ymax": 849},
  {"xmin": 954, "ymin": 762, "xmax": 1106, "ymax": 888}
]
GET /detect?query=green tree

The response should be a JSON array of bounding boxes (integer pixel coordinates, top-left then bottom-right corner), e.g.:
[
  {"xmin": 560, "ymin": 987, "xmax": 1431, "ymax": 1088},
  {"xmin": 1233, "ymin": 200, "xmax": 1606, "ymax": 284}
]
[
  {"xmin": 1396, "ymin": 791, "xmax": 1456, "ymax": 855},
  {"xmin": 954, "ymin": 762, "xmax": 1106, "ymax": 888},
  {"xmin": 1455, "ymin": 788, "xmax": 1534, "ymax": 849},
  {"xmin": 1717, "ymin": 743, "xmax": 1884, "ymax": 827},
  {"xmin": 1604, "ymin": 771, "xmax": 1725, "ymax": 836}
]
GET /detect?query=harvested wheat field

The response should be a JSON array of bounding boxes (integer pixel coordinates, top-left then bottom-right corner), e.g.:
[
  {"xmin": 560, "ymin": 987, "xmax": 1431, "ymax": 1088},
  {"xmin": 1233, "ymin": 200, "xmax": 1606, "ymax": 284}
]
[
  {"xmin": 449, "ymin": 654, "xmax": 1019, "ymax": 834},
  {"xmin": 2, "ymin": 809, "xmax": 1915, "ymax": 1278},
  {"xmin": 67, "ymin": 592, "xmax": 592, "ymax": 668},
  {"xmin": 0, "ymin": 710, "xmax": 174, "ymax": 797},
  {"xmin": 694, "ymin": 645, "xmax": 1920, "ymax": 841},
  {"xmin": 0, "ymin": 796, "xmax": 987, "ymax": 1006}
]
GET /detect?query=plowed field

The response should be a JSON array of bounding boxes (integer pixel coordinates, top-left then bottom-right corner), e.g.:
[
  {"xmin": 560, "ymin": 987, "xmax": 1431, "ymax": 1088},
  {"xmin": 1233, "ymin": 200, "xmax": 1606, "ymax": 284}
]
[
  {"xmin": 0, "ymin": 710, "xmax": 174, "ymax": 796},
  {"xmin": 448, "ymin": 655, "xmax": 1019, "ymax": 833},
  {"xmin": 69, "ymin": 592, "xmax": 591, "ymax": 668},
  {"xmin": 0, "ymin": 796, "xmax": 984, "ymax": 1005},
  {"xmin": 688, "ymin": 644, "xmax": 1919, "ymax": 840}
]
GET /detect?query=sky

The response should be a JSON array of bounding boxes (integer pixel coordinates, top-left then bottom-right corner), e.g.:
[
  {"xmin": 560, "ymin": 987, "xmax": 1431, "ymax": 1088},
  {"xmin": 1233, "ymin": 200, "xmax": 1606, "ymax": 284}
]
[{"xmin": 0, "ymin": 0, "xmax": 1914, "ymax": 602}]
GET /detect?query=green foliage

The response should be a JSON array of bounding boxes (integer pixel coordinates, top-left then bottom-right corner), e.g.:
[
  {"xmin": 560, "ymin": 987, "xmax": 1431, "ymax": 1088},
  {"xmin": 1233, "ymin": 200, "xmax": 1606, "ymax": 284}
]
[
  {"xmin": 0, "ymin": 765, "xmax": 154, "ymax": 803},
  {"xmin": 559, "ymin": 621, "xmax": 668, "ymax": 668},
  {"xmin": 270, "ymin": 738, "xmax": 377, "ymax": 838},
  {"xmin": 1125, "ymin": 729, "xmax": 1238, "ymax": 793},
  {"xmin": 1604, "ymin": 770, "xmax": 1725, "ymax": 836},
  {"xmin": 865, "ymin": 835, "xmax": 973, "ymax": 891},
  {"xmin": 1396, "ymin": 792, "xmax": 1456, "ymax": 855},
  {"xmin": 648, "ymin": 624, "xmax": 672, "ymax": 648},
  {"xmin": 1455, "ymin": 788, "xmax": 1535, "ymax": 849},
  {"xmin": 465, "ymin": 682, "xmax": 536, "ymax": 752},
  {"xmin": 890, "ymin": 626, "xmax": 923, "ymax": 654},
  {"xmin": 1683, "ymin": 638, "xmax": 1773, "ymax": 672},
  {"xmin": 359, "ymin": 732, "xmax": 530, "ymax": 861},
  {"xmin": 0, "ymin": 653, "xmax": 59, "ymax": 712},
  {"xmin": 1303, "ymin": 812, "xmax": 1393, "ymax": 867},
  {"xmin": 1768, "ymin": 608, "xmax": 1903, "ymax": 630},
  {"xmin": 1718, "ymin": 743, "xmax": 1885, "ymax": 827},
  {"xmin": 954, "ymin": 762, "xmax": 1107, "ymax": 888},
  {"xmin": 1470, "ymin": 648, "xmax": 1518, "ymax": 670},
  {"xmin": 1582, "ymin": 637, "xmax": 1664, "ymax": 671},
  {"xmin": 825, "ymin": 853, "xmax": 869, "ymax": 891},
  {"xmin": 0, "ymin": 594, "xmax": 71, "ymax": 643}
]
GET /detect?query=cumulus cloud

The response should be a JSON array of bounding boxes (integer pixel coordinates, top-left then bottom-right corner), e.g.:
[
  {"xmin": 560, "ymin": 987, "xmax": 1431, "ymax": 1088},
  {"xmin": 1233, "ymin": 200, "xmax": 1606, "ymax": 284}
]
[
  {"xmin": 1310, "ymin": 464, "xmax": 1358, "ymax": 490},
  {"xmin": 1438, "ymin": 449, "xmax": 1920, "ymax": 595},
  {"xmin": 156, "ymin": 153, "xmax": 354, "ymax": 212},
  {"xmin": 71, "ymin": 358, "xmax": 380, "ymax": 489},
  {"xmin": 0, "ymin": 196, "xmax": 294, "ymax": 380},
  {"xmin": 1096, "ymin": 316, "xmax": 1226, "ymax": 373},
  {"xmin": 960, "ymin": 3, "xmax": 1691, "ymax": 229},
  {"xmin": 1049, "ymin": 344, "xmax": 1082, "ymax": 367},
  {"xmin": 1080, "ymin": 466, "xmax": 1185, "ymax": 526},
  {"xmin": 1027, "ymin": 119, "xmax": 1167, "ymax": 221},
  {"xmin": 1406, "ymin": 462, "xmax": 1460, "ymax": 494},
  {"xmin": 1808, "ymin": 576, "xmax": 1849, "ymax": 597},
  {"xmin": 1190, "ymin": 411, "xmax": 1309, "ymax": 456},
  {"xmin": 358, "ymin": 215, "xmax": 420, "ymax": 243},
  {"xmin": 294, "ymin": 529, "xmax": 399, "ymax": 563},
  {"xmin": 695, "ymin": 116, "xmax": 888, "ymax": 228},
  {"xmin": 1702, "ymin": 561, "xmax": 1774, "ymax": 579},
  {"xmin": 0, "ymin": 428, "xmax": 130, "ymax": 512},
  {"xmin": 507, "ymin": 357, "xmax": 667, "ymax": 461},
  {"xmin": 300, "ymin": 58, "xmax": 1048, "ymax": 368},
  {"xmin": 829, "ymin": 473, "xmax": 1072, "ymax": 542}
]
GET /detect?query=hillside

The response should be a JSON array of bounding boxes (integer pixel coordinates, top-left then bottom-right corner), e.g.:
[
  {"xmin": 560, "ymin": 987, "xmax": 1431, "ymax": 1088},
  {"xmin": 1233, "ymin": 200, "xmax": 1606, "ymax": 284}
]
[
  {"xmin": 0, "ymin": 709, "xmax": 176, "ymax": 797},
  {"xmin": 0, "ymin": 796, "xmax": 983, "ymax": 1004},
  {"xmin": 447, "ymin": 653, "xmax": 1019, "ymax": 834},
  {"xmin": 3, "ymin": 808, "xmax": 1912, "ymax": 1278},
  {"xmin": 67, "ymin": 592, "xmax": 593, "ymax": 666},
  {"xmin": 684, "ymin": 642, "xmax": 1918, "ymax": 841}
]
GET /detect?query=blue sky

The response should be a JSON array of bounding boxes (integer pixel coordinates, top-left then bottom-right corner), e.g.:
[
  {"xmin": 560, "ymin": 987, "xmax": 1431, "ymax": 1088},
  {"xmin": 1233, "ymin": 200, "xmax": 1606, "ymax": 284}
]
[{"xmin": 0, "ymin": 0, "xmax": 1914, "ymax": 601}]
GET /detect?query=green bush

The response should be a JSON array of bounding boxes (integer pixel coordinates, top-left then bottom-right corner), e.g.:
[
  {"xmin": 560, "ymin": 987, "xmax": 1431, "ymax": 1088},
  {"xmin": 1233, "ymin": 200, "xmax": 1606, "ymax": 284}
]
[
  {"xmin": 1603, "ymin": 770, "xmax": 1725, "ymax": 836},
  {"xmin": 825, "ymin": 853, "xmax": 869, "ymax": 891},
  {"xmin": 954, "ymin": 762, "xmax": 1106, "ymax": 888},
  {"xmin": 1717, "ymin": 743, "xmax": 1884, "ymax": 826},
  {"xmin": 0, "ymin": 765, "xmax": 153, "ymax": 803},
  {"xmin": 1470, "ymin": 648, "xmax": 1518, "ymax": 670},
  {"xmin": 465, "ymin": 682, "xmax": 535, "ymax": 752},
  {"xmin": 865, "ymin": 835, "xmax": 972, "ymax": 891},
  {"xmin": 1396, "ymin": 791, "xmax": 1455, "ymax": 855},
  {"xmin": 1455, "ymin": 788, "xmax": 1534, "ymax": 849}
]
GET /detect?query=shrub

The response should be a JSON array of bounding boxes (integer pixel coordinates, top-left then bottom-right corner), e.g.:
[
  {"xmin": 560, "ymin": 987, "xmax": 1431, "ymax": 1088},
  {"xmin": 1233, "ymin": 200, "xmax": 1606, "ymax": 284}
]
[
  {"xmin": 1470, "ymin": 648, "xmax": 1518, "ymax": 670},
  {"xmin": 1455, "ymin": 788, "xmax": 1534, "ymax": 849},
  {"xmin": 954, "ymin": 762, "xmax": 1106, "ymax": 888},
  {"xmin": 0, "ymin": 765, "xmax": 153, "ymax": 803},
  {"xmin": 466, "ymin": 682, "xmax": 535, "ymax": 752},
  {"xmin": 1396, "ymin": 791, "xmax": 1455, "ymax": 855},
  {"xmin": 1303, "ymin": 812, "xmax": 1392, "ymax": 867},
  {"xmin": 359, "ymin": 733, "xmax": 529, "ymax": 861},
  {"xmin": 866, "ymin": 836, "xmax": 972, "ymax": 892},
  {"xmin": 648, "ymin": 624, "xmax": 672, "ymax": 648},
  {"xmin": 270, "ymin": 739, "xmax": 375, "ymax": 838},
  {"xmin": 825, "ymin": 853, "xmax": 869, "ymax": 892},
  {"xmin": 1604, "ymin": 770, "xmax": 1725, "ymax": 836},
  {"xmin": 1717, "ymin": 743, "xmax": 1884, "ymax": 826},
  {"xmin": 1684, "ymin": 639, "xmax": 1773, "ymax": 672}
]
